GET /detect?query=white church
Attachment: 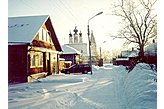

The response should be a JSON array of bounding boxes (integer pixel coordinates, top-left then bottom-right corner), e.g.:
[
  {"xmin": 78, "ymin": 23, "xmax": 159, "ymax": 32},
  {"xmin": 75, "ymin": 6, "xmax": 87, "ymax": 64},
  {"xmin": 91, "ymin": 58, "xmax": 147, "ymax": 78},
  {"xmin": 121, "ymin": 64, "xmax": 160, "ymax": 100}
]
[{"xmin": 65, "ymin": 26, "xmax": 98, "ymax": 64}]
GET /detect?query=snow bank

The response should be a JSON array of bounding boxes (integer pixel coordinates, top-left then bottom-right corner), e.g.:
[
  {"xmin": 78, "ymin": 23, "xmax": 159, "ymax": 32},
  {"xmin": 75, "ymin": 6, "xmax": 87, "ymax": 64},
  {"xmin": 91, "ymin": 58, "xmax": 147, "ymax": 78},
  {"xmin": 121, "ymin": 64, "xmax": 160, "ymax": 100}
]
[{"xmin": 123, "ymin": 63, "xmax": 157, "ymax": 109}]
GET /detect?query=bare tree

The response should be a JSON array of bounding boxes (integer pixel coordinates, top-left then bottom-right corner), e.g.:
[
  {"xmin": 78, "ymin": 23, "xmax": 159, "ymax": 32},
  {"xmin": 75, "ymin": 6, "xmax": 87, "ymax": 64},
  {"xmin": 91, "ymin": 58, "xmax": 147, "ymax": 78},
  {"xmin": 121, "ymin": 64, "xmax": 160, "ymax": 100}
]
[{"xmin": 112, "ymin": 0, "xmax": 157, "ymax": 61}]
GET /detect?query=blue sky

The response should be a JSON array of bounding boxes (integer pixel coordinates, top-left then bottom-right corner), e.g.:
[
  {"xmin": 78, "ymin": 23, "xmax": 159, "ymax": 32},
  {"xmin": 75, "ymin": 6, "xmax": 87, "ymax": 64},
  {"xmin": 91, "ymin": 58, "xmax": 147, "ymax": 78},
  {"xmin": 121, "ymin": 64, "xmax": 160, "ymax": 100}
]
[{"xmin": 8, "ymin": 0, "xmax": 125, "ymax": 50}]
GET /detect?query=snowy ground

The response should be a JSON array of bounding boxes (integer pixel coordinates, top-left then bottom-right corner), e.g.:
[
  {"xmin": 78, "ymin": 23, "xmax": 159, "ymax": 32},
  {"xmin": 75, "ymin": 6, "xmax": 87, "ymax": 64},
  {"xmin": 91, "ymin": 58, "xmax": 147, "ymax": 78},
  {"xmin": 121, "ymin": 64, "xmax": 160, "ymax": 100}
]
[{"xmin": 8, "ymin": 63, "xmax": 157, "ymax": 109}]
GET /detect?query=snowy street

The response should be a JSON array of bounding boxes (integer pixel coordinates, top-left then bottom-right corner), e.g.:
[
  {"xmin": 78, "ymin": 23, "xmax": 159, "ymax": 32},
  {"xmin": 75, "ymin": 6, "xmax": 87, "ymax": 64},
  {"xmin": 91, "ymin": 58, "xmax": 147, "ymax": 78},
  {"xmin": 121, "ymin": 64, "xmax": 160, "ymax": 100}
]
[{"xmin": 8, "ymin": 63, "xmax": 157, "ymax": 109}]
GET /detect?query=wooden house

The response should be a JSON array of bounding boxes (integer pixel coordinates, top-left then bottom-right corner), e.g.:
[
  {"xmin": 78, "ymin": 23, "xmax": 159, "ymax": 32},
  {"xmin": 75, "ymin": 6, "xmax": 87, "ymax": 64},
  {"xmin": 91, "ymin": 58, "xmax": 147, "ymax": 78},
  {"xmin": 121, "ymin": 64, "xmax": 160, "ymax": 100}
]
[
  {"xmin": 60, "ymin": 45, "xmax": 81, "ymax": 67},
  {"xmin": 8, "ymin": 15, "xmax": 62, "ymax": 83},
  {"xmin": 113, "ymin": 49, "xmax": 139, "ymax": 66}
]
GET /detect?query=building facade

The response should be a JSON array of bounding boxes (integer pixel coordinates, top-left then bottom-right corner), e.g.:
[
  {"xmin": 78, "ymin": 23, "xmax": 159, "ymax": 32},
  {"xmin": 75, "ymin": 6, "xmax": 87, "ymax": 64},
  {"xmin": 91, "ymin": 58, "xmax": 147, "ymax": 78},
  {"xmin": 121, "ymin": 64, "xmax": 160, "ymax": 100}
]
[
  {"xmin": 60, "ymin": 45, "xmax": 81, "ymax": 65},
  {"xmin": 8, "ymin": 15, "xmax": 62, "ymax": 83},
  {"xmin": 66, "ymin": 26, "xmax": 98, "ymax": 64}
]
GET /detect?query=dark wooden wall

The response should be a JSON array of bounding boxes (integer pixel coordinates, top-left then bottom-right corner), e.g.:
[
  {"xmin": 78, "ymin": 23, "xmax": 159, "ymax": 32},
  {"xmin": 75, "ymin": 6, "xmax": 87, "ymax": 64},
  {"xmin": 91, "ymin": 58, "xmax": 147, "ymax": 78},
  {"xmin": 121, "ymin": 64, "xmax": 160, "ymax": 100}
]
[
  {"xmin": 8, "ymin": 45, "xmax": 28, "ymax": 83},
  {"xmin": 60, "ymin": 54, "xmax": 76, "ymax": 65},
  {"xmin": 28, "ymin": 52, "xmax": 51, "ymax": 75}
]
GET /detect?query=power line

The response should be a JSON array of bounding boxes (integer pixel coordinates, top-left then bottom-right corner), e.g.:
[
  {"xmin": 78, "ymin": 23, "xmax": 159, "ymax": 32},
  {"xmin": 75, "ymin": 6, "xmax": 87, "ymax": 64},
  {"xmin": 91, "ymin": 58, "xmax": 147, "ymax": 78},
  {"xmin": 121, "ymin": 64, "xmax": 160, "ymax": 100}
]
[
  {"xmin": 21, "ymin": 0, "xmax": 43, "ymax": 14},
  {"xmin": 58, "ymin": 0, "xmax": 79, "ymax": 23}
]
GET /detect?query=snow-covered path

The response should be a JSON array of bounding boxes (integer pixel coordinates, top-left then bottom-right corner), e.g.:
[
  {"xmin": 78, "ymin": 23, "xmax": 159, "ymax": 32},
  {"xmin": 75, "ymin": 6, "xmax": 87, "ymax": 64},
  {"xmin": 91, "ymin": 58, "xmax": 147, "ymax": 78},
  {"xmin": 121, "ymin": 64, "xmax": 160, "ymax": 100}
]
[{"xmin": 8, "ymin": 63, "xmax": 157, "ymax": 109}]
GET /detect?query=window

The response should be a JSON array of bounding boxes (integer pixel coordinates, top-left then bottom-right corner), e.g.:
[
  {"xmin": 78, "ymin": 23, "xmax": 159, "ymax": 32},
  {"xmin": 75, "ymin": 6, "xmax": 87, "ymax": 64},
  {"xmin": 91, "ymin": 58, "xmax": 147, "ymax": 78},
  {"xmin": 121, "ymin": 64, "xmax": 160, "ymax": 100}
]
[
  {"xmin": 38, "ymin": 29, "xmax": 42, "ymax": 40},
  {"xmin": 47, "ymin": 32, "xmax": 51, "ymax": 43},
  {"xmin": 31, "ymin": 54, "xmax": 36, "ymax": 67},
  {"xmin": 43, "ymin": 29, "xmax": 47, "ymax": 41},
  {"xmin": 81, "ymin": 50, "xmax": 83, "ymax": 53},
  {"xmin": 35, "ymin": 54, "xmax": 39, "ymax": 66},
  {"xmin": 30, "ymin": 52, "xmax": 43, "ymax": 68},
  {"xmin": 39, "ymin": 53, "xmax": 43, "ymax": 66},
  {"xmin": 38, "ymin": 28, "xmax": 53, "ymax": 43},
  {"xmin": 50, "ymin": 38, "xmax": 52, "ymax": 43}
]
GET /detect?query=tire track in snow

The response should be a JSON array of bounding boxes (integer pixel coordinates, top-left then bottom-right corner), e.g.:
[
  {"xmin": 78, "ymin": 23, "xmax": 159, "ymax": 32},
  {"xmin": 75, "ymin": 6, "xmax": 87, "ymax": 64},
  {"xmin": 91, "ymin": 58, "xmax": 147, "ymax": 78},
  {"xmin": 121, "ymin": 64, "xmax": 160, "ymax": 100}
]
[
  {"xmin": 112, "ymin": 66, "xmax": 128, "ymax": 109},
  {"xmin": 54, "ymin": 77, "xmax": 113, "ymax": 109}
]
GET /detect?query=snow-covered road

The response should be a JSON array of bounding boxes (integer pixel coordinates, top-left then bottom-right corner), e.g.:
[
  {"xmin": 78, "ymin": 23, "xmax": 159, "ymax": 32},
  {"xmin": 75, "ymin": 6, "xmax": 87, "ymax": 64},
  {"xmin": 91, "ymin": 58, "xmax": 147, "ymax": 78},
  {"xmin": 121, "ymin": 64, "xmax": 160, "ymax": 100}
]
[{"xmin": 8, "ymin": 63, "xmax": 157, "ymax": 109}]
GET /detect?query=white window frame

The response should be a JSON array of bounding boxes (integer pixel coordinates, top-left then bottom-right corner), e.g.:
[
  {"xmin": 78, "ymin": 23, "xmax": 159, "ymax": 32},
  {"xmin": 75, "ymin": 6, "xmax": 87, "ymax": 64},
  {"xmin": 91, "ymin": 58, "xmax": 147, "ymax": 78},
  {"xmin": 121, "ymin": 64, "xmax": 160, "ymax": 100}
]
[
  {"xmin": 30, "ymin": 52, "xmax": 43, "ymax": 68},
  {"xmin": 30, "ymin": 53, "xmax": 36, "ymax": 68},
  {"xmin": 38, "ymin": 28, "xmax": 53, "ymax": 44},
  {"xmin": 38, "ymin": 29, "xmax": 42, "ymax": 40},
  {"xmin": 39, "ymin": 53, "xmax": 43, "ymax": 66}
]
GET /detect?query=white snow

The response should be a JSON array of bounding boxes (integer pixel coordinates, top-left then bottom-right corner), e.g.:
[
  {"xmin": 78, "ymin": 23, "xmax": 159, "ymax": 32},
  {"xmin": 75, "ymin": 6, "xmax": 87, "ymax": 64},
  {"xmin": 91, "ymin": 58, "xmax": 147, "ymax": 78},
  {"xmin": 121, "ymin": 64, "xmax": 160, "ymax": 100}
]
[
  {"xmin": 8, "ymin": 15, "xmax": 49, "ymax": 43},
  {"xmin": 128, "ymin": 52, "xmax": 138, "ymax": 57},
  {"xmin": 8, "ymin": 63, "xmax": 157, "ymax": 109},
  {"xmin": 121, "ymin": 50, "xmax": 138, "ymax": 57},
  {"xmin": 116, "ymin": 57, "xmax": 129, "ymax": 61},
  {"xmin": 61, "ymin": 45, "xmax": 81, "ymax": 55}
]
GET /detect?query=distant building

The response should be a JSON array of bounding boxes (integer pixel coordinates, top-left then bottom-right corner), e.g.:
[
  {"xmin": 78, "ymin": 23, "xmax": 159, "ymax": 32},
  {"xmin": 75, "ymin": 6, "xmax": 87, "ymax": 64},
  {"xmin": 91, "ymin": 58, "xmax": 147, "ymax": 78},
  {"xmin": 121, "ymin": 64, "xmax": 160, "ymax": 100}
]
[
  {"xmin": 90, "ymin": 31, "xmax": 98, "ymax": 63},
  {"xmin": 113, "ymin": 48, "xmax": 139, "ymax": 66},
  {"xmin": 60, "ymin": 45, "xmax": 81, "ymax": 65},
  {"xmin": 8, "ymin": 15, "xmax": 62, "ymax": 83},
  {"xmin": 120, "ymin": 48, "xmax": 138, "ymax": 58},
  {"xmin": 144, "ymin": 40, "xmax": 157, "ymax": 65},
  {"xmin": 66, "ymin": 26, "xmax": 98, "ymax": 64}
]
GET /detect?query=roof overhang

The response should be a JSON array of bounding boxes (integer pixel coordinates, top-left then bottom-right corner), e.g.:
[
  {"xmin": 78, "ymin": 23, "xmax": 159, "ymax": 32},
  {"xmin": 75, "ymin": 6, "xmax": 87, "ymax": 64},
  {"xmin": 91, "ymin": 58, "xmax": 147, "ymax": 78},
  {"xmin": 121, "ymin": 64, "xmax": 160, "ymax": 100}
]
[
  {"xmin": 28, "ymin": 46, "xmax": 59, "ymax": 54},
  {"xmin": 8, "ymin": 42, "xmax": 31, "ymax": 46}
]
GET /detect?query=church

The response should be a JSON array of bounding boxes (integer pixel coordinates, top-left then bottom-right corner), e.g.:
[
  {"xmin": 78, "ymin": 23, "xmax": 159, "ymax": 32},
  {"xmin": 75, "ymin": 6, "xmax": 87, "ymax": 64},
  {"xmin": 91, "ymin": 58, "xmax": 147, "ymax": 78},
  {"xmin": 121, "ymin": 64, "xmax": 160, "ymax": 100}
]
[{"xmin": 65, "ymin": 26, "xmax": 98, "ymax": 64}]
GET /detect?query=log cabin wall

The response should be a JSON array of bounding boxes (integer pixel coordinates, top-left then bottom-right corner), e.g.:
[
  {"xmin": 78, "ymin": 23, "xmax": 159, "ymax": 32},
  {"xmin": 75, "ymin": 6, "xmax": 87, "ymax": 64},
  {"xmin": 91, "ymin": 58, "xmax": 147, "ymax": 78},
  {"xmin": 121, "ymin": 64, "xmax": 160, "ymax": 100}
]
[
  {"xmin": 28, "ymin": 25, "xmax": 56, "ymax": 75},
  {"xmin": 28, "ymin": 51, "xmax": 44, "ymax": 75},
  {"xmin": 60, "ymin": 54, "xmax": 76, "ymax": 65},
  {"xmin": 8, "ymin": 45, "xmax": 28, "ymax": 83}
]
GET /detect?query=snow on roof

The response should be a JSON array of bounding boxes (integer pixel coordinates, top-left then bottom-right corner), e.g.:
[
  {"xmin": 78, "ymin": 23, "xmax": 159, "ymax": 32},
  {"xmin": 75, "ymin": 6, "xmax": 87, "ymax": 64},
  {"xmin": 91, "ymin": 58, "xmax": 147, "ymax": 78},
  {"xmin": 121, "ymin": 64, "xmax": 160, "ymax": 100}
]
[
  {"xmin": 121, "ymin": 50, "xmax": 138, "ymax": 57},
  {"xmin": 145, "ymin": 42, "xmax": 157, "ymax": 56},
  {"xmin": 128, "ymin": 51, "xmax": 139, "ymax": 57},
  {"xmin": 8, "ymin": 15, "xmax": 49, "ymax": 43},
  {"xmin": 59, "ymin": 58, "xmax": 65, "ymax": 61},
  {"xmin": 8, "ymin": 15, "xmax": 62, "ymax": 51},
  {"xmin": 61, "ymin": 45, "xmax": 81, "ymax": 55},
  {"xmin": 8, "ymin": 42, "xmax": 30, "ymax": 45},
  {"xmin": 121, "ymin": 51, "xmax": 130, "ymax": 57},
  {"xmin": 116, "ymin": 58, "xmax": 129, "ymax": 61}
]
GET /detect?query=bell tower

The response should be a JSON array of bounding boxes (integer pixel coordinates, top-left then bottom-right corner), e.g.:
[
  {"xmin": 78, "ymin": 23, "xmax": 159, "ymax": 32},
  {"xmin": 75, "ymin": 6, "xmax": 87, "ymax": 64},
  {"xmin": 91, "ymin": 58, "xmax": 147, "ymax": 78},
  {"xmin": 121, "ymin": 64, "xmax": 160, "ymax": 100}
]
[
  {"xmin": 69, "ymin": 31, "xmax": 73, "ymax": 43},
  {"xmin": 90, "ymin": 31, "xmax": 97, "ymax": 56},
  {"xmin": 73, "ymin": 26, "xmax": 79, "ymax": 43},
  {"xmin": 79, "ymin": 31, "xmax": 83, "ymax": 43}
]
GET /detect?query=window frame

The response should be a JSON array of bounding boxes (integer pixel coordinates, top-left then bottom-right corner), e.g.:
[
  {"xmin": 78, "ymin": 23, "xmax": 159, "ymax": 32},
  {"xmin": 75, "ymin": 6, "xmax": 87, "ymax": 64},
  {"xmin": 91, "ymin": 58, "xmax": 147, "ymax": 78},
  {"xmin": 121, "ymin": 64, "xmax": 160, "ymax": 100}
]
[{"xmin": 30, "ymin": 52, "xmax": 43, "ymax": 68}]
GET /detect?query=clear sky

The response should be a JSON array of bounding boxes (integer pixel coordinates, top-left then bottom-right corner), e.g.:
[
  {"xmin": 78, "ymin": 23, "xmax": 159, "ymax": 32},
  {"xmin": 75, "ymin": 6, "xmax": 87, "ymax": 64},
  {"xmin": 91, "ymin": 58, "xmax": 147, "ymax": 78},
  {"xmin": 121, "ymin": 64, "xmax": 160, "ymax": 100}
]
[{"xmin": 8, "ymin": 0, "xmax": 125, "ymax": 51}]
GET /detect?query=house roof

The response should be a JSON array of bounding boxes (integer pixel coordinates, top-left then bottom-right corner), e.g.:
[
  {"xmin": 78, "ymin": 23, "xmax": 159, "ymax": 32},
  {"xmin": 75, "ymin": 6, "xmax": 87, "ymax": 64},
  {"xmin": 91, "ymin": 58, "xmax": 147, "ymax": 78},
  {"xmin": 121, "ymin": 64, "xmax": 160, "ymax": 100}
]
[
  {"xmin": 121, "ymin": 50, "xmax": 138, "ymax": 57},
  {"xmin": 144, "ymin": 42, "xmax": 157, "ymax": 56},
  {"xmin": 8, "ymin": 15, "xmax": 62, "ymax": 51},
  {"xmin": 61, "ymin": 45, "xmax": 81, "ymax": 55},
  {"xmin": 128, "ymin": 51, "xmax": 139, "ymax": 57}
]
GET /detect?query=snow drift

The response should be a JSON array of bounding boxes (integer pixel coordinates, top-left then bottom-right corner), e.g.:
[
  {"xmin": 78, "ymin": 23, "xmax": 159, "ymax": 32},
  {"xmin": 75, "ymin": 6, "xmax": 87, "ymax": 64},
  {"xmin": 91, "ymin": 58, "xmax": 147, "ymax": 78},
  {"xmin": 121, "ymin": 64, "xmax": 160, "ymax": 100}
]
[{"xmin": 122, "ymin": 63, "xmax": 157, "ymax": 109}]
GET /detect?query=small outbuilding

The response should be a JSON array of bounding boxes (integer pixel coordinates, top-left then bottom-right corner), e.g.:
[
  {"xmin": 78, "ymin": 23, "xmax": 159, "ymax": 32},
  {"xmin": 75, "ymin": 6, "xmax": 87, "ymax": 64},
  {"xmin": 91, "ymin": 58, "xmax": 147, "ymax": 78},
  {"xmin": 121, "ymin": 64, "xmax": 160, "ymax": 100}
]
[
  {"xmin": 113, "ymin": 49, "xmax": 139, "ymax": 66},
  {"xmin": 60, "ymin": 45, "xmax": 81, "ymax": 66}
]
